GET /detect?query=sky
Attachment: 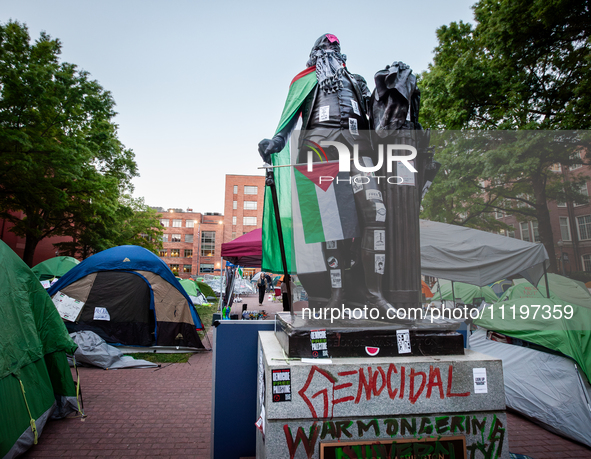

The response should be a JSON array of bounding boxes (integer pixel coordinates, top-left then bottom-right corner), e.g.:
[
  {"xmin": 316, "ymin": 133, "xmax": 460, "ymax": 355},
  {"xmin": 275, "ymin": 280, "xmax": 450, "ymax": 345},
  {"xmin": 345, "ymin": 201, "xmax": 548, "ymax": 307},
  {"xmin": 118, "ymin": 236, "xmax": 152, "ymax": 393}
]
[{"xmin": 2, "ymin": 0, "xmax": 476, "ymax": 213}]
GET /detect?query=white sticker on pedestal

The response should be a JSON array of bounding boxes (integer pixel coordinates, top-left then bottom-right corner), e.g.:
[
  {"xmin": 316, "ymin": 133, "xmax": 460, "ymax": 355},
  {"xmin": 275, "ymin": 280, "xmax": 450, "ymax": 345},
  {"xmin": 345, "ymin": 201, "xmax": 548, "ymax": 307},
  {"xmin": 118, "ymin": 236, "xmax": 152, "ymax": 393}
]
[
  {"xmin": 374, "ymin": 254, "xmax": 385, "ymax": 274},
  {"xmin": 319, "ymin": 106, "xmax": 330, "ymax": 122},
  {"xmin": 473, "ymin": 368, "xmax": 488, "ymax": 393},
  {"xmin": 374, "ymin": 230, "xmax": 385, "ymax": 251},
  {"xmin": 330, "ymin": 269, "xmax": 342, "ymax": 288},
  {"xmin": 349, "ymin": 118, "xmax": 359, "ymax": 136},
  {"xmin": 351, "ymin": 99, "xmax": 360, "ymax": 115},
  {"xmin": 375, "ymin": 202, "xmax": 386, "ymax": 222},
  {"xmin": 326, "ymin": 240, "xmax": 337, "ymax": 249},
  {"xmin": 93, "ymin": 307, "xmax": 110, "ymax": 321},
  {"xmin": 396, "ymin": 329, "xmax": 411, "ymax": 354}
]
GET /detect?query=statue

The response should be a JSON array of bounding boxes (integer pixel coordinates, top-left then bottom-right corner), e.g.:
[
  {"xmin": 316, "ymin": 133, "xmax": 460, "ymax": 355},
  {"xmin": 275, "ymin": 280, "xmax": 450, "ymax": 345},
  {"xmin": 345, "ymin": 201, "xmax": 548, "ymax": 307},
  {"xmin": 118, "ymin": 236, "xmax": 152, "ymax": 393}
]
[{"xmin": 259, "ymin": 34, "xmax": 439, "ymax": 317}]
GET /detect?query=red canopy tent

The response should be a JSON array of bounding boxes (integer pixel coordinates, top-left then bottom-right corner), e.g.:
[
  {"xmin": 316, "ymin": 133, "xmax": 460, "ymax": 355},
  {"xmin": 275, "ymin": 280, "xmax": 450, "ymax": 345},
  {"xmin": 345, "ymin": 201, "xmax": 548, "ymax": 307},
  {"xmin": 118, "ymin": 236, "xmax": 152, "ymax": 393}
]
[{"xmin": 221, "ymin": 228, "xmax": 262, "ymax": 267}]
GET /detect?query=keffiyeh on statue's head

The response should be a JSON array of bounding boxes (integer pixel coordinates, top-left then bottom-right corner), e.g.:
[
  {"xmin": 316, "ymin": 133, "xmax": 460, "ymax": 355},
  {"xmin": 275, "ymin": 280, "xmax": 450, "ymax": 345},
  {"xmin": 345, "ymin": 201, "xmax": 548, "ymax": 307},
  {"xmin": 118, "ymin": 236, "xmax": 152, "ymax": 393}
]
[{"xmin": 306, "ymin": 34, "xmax": 347, "ymax": 93}]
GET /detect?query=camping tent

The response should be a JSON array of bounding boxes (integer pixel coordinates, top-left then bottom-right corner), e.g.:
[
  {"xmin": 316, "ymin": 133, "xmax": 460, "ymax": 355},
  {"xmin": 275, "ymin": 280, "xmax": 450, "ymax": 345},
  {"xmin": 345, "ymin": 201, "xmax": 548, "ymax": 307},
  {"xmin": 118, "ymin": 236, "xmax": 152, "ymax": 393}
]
[
  {"xmin": 470, "ymin": 329, "xmax": 591, "ymax": 447},
  {"xmin": 474, "ymin": 273, "xmax": 591, "ymax": 382},
  {"xmin": 31, "ymin": 256, "xmax": 80, "ymax": 281},
  {"xmin": 0, "ymin": 241, "xmax": 79, "ymax": 458},
  {"xmin": 47, "ymin": 245, "xmax": 204, "ymax": 349},
  {"xmin": 178, "ymin": 278, "xmax": 208, "ymax": 305},
  {"xmin": 432, "ymin": 279, "xmax": 499, "ymax": 305},
  {"xmin": 221, "ymin": 228, "xmax": 262, "ymax": 267}
]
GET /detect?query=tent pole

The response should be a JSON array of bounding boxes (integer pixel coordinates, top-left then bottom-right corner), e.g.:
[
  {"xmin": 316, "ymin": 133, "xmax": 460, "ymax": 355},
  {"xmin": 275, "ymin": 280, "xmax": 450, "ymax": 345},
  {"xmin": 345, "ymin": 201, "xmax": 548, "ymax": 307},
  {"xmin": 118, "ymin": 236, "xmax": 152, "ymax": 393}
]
[
  {"xmin": 219, "ymin": 258, "xmax": 224, "ymax": 312},
  {"xmin": 543, "ymin": 263, "xmax": 550, "ymax": 298},
  {"xmin": 451, "ymin": 280, "xmax": 456, "ymax": 309},
  {"xmin": 266, "ymin": 168, "xmax": 292, "ymax": 315}
]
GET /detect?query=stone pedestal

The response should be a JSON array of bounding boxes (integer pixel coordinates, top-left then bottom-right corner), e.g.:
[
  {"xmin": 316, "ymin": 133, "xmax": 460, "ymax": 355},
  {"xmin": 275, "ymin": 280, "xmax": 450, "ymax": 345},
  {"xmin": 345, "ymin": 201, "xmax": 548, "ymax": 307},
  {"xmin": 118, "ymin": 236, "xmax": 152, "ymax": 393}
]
[{"xmin": 256, "ymin": 331, "xmax": 509, "ymax": 459}]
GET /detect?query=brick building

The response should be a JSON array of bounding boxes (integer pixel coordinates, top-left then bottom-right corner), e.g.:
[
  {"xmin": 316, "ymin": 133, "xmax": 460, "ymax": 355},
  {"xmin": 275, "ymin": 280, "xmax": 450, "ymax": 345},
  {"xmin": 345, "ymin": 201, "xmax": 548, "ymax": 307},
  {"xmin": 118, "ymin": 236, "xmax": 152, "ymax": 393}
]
[
  {"xmin": 222, "ymin": 175, "xmax": 265, "ymax": 276},
  {"xmin": 495, "ymin": 152, "xmax": 591, "ymax": 275},
  {"xmin": 223, "ymin": 175, "xmax": 265, "ymax": 242},
  {"xmin": 155, "ymin": 208, "xmax": 224, "ymax": 278}
]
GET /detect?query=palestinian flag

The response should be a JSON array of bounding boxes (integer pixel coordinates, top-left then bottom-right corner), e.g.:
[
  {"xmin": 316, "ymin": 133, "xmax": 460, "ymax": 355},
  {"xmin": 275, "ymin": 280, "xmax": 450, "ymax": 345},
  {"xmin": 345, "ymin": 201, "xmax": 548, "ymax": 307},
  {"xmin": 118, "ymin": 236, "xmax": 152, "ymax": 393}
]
[
  {"xmin": 294, "ymin": 162, "xmax": 360, "ymax": 244},
  {"xmin": 261, "ymin": 67, "xmax": 318, "ymax": 274}
]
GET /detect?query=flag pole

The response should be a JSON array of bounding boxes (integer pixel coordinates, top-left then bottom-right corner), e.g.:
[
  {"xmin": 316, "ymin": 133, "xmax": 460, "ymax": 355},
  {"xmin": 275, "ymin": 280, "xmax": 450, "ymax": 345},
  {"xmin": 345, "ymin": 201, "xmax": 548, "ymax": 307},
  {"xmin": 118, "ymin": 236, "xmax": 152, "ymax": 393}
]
[{"xmin": 265, "ymin": 166, "xmax": 293, "ymax": 315}]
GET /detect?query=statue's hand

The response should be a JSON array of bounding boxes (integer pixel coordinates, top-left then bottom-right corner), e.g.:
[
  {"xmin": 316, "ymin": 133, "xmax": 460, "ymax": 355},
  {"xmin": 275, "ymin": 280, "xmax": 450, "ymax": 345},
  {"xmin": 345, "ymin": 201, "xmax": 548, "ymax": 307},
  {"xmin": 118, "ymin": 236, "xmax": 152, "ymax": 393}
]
[{"xmin": 258, "ymin": 137, "xmax": 284, "ymax": 164}]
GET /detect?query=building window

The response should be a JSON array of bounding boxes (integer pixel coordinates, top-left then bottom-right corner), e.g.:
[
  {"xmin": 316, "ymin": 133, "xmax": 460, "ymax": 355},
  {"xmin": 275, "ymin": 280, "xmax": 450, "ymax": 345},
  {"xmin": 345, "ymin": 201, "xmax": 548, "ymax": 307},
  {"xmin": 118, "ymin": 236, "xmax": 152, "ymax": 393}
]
[
  {"xmin": 170, "ymin": 249, "xmax": 180, "ymax": 257},
  {"xmin": 232, "ymin": 232, "xmax": 236, "ymax": 239},
  {"xmin": 495, "ymin": 211, "xmax": 503, "ymax": 219},
  {"xmin": 233, "ymin": 200, "xmax": 237, "ymax": 210},
  {"xmin": 183, "ymin": 264, "xmax": 192, "ymax": 273},
  {"xmin": 160, "ymin": 219, "xmax": 169, "ymax": 227},
  {"xmin": 243, "ymin": 216, "xmax": 257, "ymax": 226},
  {"xmin": 172, "ymin": 219, "xmax": 182, "ymax": 227},
  {"xmin": 185, "ymin": 234, "xmax": 193, "ymax": 243},
  {"xmin": 570, "ymin": 151, "xmax": 583, "ymax": 171},
  {"xmin": 232, "ymin": 216, "xmax": 237, "ymax": 226},
  {"xmin": 186, "ymin": 220, "xmax": 195, "ymax": 228},
  {"xmin": 559, "ymin": 217, "xmax": 571, "ymax": 241},
  {"xmin": 244, "ymin": 201, "xmax": 258, "ymax": 210},
  {"xmin": 557, "ymin": 201, "xmax": 567, "ymax": 207},
  {"xmin": 244, "ymin": 186, "xmax": 258, "ymax": 195},
  {"xmin": 574, "ymin": 183, "xmax": 589, "ymax": 207},
  {"xmin": 170, "ymin": 264, "xmax": 179, "ymax": 274},
  {"xmin": 200, "ymin": 263, "xmax": 214, "ymax": 273},
  {"xmin": 162, "ymin": 234, "xmax": 169, "ymax": 242},
  {"xmin": 531, "ymin": 221, "xmax": 541, "ymax": 242},
  {"xmin": 507, "ymin": 226, "xmax": 515, "ymax": 238},
  {"xmin": 577, "ymin": 215, "xmax": 591, "ymax": 241},
  {"xmin": 583, "ymin": 254, "xmax": 591, "ymax": 272},
  {"xmin": 233, "ymin": 185, "xmax": 238, "ymax": 194},
  {"xmin": 171, "ymin": 234, "xmax": 181, "ymax": 242},
  {"xmin": 520, "ymin": 222, "xmax": 530, "ymax": 242},
  {"xmin": 184, "ymin": 249, "xmax": 193, "ymax": 258},
  {"xmin": 159, "ymin": 249, "xmax": 167, "ymax": 257},
  {"xmin": 549, "ymin": 163, "xmax": 562, "ymax": 172},
  {"xmin": 201, "ymin": 231, "xmax": 216, "ymax": 257}
]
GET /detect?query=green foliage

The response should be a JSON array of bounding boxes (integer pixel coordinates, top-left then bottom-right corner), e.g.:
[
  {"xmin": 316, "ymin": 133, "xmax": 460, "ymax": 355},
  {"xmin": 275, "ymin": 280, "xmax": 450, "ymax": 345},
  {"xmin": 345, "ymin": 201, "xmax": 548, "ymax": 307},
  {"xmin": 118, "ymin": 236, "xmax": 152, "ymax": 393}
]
[
  {"xmin": 0, "ymin": 21, "xmax": 155, "ymax": 264},
  {"xmin": 419, "ymin": 0, "xmax": 591, "ymax": 272}
]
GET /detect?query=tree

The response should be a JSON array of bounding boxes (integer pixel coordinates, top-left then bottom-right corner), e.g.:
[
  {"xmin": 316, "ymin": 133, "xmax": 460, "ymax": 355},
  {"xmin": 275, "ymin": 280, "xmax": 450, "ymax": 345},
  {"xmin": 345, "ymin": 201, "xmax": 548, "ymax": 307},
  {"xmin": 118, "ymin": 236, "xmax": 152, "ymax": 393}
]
[
  {"xmin": 419, "ymin": 0, "xmax": 591, "ymax": 272},
  {"xmin": 53, "ymin": 196, "xmax": 163, "ymax": 259},
  {"xmin": 0, "ymin": 21, "xmax": 140, "ymax": 265}
]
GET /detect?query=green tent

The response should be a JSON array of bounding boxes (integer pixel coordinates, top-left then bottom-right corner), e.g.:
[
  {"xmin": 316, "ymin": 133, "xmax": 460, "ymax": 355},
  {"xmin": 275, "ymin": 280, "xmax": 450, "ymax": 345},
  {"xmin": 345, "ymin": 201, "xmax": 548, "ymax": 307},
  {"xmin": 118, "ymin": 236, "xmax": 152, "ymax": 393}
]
[
  {"xmin": 0, "ymin": 241, "xmax": 79, "ymax": 458},
  {"xmin": 432, "ymin": 279, "xmax": 499, "ymax": 304},
  {"xmin": 475, "ymin": 273, "xmax": 591, "ymax": 382},
  {"xmin": 178, "ymin": 278, "xmax": 208, "ymax": 305},
  {"xmin": 31, "ymin": 256, "xmax": 80, "ymax": 281}
]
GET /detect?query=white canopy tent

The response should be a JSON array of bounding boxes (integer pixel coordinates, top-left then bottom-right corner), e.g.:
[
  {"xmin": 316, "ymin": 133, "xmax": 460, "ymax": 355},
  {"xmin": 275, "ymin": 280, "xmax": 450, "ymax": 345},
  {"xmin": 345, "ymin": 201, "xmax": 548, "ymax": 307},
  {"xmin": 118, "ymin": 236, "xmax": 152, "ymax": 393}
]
[{"xmin": 420, "ymin": 220, "xmax": 549, "ymax": 287}]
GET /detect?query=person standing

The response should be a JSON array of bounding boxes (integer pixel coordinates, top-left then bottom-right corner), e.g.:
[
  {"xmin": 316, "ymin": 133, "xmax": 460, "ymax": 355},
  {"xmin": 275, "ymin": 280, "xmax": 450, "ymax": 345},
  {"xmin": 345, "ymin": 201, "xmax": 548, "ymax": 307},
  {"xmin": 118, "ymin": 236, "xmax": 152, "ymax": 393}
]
[{"xmin": 257, "ymin": 273, "xmax": 267, "ymax": 305}]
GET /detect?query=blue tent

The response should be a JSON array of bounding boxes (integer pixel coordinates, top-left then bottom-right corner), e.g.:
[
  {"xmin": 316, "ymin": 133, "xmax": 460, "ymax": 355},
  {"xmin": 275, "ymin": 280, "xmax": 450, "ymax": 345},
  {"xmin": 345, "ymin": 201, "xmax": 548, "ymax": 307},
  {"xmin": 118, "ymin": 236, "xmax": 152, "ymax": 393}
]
[{"xmin": 48, "ymin": 246, "xmax": 204, "ymax": 348}]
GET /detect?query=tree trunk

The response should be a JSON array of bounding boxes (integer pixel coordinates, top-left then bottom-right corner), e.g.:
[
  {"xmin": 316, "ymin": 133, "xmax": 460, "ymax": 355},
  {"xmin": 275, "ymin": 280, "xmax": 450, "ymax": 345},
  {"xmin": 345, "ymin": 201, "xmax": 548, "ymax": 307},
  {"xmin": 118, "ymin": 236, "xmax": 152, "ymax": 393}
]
[
  {"xmin": 22, "ymin": 235, "xmax": 40, "ymax": 267},
  {"xmin": 532, "ymin": 175, "xmax": 557, "ymax": 273}
]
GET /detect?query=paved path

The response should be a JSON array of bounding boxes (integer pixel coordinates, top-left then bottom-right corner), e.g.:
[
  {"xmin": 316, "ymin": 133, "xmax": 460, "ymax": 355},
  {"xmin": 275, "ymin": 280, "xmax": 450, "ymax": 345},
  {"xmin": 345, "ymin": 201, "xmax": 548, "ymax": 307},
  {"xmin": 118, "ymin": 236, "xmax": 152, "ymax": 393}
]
[{"xmin": 21, "ymin": 307, "xmax": 591, "ymax": 459}]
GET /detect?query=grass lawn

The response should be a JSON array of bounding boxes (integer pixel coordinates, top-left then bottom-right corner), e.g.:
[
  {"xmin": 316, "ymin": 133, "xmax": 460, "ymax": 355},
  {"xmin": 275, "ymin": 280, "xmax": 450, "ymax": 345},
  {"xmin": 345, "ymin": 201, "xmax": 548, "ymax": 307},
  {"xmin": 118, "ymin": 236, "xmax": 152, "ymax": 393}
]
[
  {"xmin": 125, "ymin": 353, "xmax": 193, "ymax": 364},
  {"xmin": 195, "ymin": 301, "xmax": 219, "ymax": 334}
]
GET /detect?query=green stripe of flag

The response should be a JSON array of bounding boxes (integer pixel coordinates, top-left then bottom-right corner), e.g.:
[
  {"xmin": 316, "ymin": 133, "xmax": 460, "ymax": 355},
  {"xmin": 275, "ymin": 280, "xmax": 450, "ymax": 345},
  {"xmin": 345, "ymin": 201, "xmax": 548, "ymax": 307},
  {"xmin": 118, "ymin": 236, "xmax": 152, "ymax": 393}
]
[{"xmin": 294, "ymin": 168, "xmax": 324, "ymax": 243}]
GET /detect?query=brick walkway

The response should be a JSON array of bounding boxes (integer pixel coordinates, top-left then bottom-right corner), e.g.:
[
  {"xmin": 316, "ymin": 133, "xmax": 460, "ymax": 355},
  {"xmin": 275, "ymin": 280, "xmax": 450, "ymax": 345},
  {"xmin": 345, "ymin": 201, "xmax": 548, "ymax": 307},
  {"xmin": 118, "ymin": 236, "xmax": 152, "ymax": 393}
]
[{"xmin": 20, "ymin": 292, "xmax": 591, "ymax": 458}]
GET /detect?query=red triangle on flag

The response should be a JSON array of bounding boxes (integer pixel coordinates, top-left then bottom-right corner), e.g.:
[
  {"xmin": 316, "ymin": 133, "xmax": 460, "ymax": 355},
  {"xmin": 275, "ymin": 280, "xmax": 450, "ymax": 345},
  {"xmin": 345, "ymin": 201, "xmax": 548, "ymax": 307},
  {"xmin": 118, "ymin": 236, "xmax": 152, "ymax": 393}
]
[{"xmin": 295, "ymin": 162, "xmax": 340, "ymax": 192}]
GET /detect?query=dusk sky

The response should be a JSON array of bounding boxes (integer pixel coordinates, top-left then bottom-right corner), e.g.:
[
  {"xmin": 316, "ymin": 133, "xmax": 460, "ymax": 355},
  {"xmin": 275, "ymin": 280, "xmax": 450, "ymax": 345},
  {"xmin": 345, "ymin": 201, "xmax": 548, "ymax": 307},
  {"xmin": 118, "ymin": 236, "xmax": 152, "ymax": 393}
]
[{"xmin": 2, "ymin": 0, "xmax": 476, "ymax": 212}]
